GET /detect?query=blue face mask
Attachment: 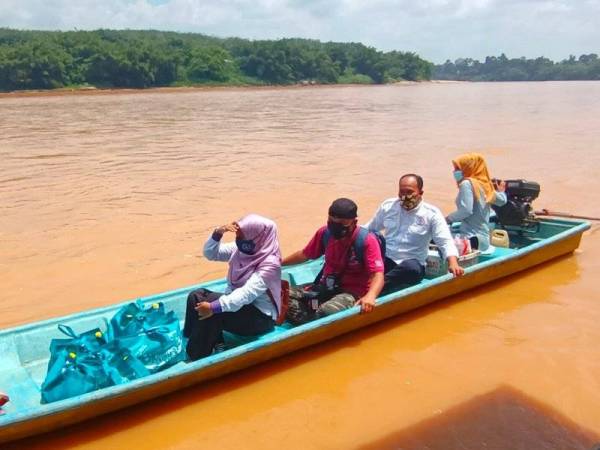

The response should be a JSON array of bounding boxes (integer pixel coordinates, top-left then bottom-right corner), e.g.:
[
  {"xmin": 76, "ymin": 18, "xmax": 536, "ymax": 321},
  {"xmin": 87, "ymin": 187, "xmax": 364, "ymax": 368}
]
[
  {"xmin": 453, "ymin": 170, "xmax": 464, "ymax": 182},
  {"xmin": 236, "ymin": 239, "xmax": 256, "ymax": 255}
]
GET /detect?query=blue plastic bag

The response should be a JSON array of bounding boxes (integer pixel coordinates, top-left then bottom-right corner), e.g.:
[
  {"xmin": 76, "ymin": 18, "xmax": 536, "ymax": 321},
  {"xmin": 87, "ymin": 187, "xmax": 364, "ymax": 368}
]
[
  {"xmin": 46, "ymin": 324, "xmax": 106, "ymax": 368},
  {"xmin": 108, "ymin": 301, "xmax": 185, "ymax": 373},
  {"xmin": 41, "ymin": 302, "xmax": 184, "ymax": 403},
  {"xmin": 100, "ymin": 343, "xmax": 151, "ymax": 385},
  {"xmin": 41, "ymin": 325, "xmax": 112, "ymax": 403}
]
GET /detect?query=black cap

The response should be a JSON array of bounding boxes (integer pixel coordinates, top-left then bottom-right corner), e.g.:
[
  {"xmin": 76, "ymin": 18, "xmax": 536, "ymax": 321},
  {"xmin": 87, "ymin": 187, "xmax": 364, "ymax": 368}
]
[{"xmin": 328, "ymin": 198, "xmax": 358, "ymax": 219}]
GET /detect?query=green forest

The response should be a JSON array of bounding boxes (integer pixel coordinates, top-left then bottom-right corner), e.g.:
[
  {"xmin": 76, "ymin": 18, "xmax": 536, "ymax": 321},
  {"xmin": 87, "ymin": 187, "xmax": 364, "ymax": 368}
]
[
  {"xmin": 434, "ymin": 53, "xmax": 600, "ymax": 81},
  {"xmin": 0, "ymin": 29, "xmax": 433, "ymax": 91}
]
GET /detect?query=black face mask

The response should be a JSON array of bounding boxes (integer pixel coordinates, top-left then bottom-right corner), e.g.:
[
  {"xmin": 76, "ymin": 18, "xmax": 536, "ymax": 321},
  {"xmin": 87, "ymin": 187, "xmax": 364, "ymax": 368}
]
[
  {"xmin": 236, "ymin": 238, "xmax": 256, "ymax": 255},
  {"xmin": 327, "ymin": 221, "xmax": 352, "ymax": 240}
]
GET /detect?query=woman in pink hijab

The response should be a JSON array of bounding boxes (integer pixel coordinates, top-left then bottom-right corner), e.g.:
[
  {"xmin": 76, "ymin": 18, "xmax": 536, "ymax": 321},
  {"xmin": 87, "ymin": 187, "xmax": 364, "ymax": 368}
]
[{"xmin": 183, "ymin": 214, "xmax": 282, "ymax": 360}]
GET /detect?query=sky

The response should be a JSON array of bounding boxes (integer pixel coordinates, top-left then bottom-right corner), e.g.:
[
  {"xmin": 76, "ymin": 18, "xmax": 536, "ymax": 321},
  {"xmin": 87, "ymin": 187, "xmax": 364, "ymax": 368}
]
[{"xmin": 0, "ymin": 0, "xmax": 598, "ymax": 63}]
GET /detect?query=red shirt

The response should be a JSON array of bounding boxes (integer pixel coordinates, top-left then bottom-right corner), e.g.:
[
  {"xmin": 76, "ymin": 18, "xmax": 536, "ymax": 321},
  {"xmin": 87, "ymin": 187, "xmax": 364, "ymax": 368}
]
[{"xmin": 303, "ymin": 226, "xmax": 384, "ymax": 298}]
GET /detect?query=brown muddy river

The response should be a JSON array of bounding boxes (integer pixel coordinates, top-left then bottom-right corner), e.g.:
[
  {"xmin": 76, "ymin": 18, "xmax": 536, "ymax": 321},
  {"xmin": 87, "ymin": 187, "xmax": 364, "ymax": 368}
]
[{"xmin": 2, "ymin": 82, "xmax": 600, "ymax": 449}]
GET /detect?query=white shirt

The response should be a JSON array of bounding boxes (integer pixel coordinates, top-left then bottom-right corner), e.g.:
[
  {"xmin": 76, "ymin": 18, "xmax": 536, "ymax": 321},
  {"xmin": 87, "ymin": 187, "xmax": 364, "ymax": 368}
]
[
  {"xmin": 365, "ymin": 198, "xmax": 459, "ymax": 265},
  {"xmin": 203, "ymin": 237, "xmax": 277, "ymax": 318}
]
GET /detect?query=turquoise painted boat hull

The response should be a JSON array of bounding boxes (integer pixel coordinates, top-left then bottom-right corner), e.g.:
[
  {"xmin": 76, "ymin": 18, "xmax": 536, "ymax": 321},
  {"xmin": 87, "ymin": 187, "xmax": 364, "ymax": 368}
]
[{"xmin": 0, "ymin": 218, "xmax": 590, "ymax": 443}]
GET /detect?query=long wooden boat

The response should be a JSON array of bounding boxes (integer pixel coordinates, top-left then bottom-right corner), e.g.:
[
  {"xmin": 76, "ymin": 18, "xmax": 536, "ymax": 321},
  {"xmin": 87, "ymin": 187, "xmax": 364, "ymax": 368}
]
[{"xmin": 0, "ymin": 217, "xmax": 590, "ymax": 444}]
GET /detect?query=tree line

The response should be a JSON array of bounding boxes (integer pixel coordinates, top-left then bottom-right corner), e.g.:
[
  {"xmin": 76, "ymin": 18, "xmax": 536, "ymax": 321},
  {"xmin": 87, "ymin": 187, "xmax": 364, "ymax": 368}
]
[
  {"xmin": 434, "ymin": 53, "xmax": 600, "ymax": 81},
  {"xmin": 0, "ymin": 29, "xmax": 433, "ymax": 91}
]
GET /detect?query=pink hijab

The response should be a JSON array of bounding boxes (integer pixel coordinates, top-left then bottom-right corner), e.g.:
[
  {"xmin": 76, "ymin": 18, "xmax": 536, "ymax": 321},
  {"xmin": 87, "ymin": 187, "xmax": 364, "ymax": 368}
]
[{"xmin": 228, "ymin": 214, "xmax": 282, "ymax": 311}]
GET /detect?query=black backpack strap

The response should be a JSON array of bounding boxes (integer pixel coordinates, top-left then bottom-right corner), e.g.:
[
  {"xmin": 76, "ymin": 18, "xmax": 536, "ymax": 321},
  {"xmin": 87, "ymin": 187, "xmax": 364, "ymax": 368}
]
[
  {"xmin": 353, "ymin": 227, "xmax": 386, "ymax": 264},
  {"xmin": 353, "ymin": 227, "xmax": 369, "ymax": 265},
  {"xmin": 321, "ymin": 228, "xmax": 331, "ymax": 249},
  {"xmin": 312, "ymin": 228, "xmax": 331, "ymax": 285}
]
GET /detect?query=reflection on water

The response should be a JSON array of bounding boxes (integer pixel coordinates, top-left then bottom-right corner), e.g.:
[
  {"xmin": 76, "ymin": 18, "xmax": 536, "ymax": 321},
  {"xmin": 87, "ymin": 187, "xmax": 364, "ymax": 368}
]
[
  {"xmin": 2, "ymin": 82, "xmax": 600, "ymax": 448},
  {"xmin": 358, "ymin": 386, "xmax": 600, "ymax": 450}
]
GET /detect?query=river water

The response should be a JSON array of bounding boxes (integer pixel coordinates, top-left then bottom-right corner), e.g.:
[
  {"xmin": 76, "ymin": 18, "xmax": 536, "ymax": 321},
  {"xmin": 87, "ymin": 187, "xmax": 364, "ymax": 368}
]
[{"xmin": 1, "ymin": 82, "xmax": 600, "ymax": 449}]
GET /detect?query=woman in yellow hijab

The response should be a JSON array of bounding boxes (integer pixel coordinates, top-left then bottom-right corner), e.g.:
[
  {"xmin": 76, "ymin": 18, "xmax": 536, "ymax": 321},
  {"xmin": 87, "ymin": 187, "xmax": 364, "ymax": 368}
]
[{"xmin": 446, "ymin": 153, "xmax": 506, "ymax": 252}]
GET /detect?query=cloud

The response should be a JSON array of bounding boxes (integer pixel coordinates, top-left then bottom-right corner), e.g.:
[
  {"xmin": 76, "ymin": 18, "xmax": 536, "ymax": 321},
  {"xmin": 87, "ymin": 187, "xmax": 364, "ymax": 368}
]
[{"xmin": 0, "ymin": 0, "xmax": 597, "ymax": 62}]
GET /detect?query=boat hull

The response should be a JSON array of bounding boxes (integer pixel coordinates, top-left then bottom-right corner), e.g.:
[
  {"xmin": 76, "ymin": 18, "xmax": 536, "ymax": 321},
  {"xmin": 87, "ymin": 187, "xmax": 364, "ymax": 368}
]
[{"xmin": 0, "ymin": 219, "xmax": 589, "ymax": 443}]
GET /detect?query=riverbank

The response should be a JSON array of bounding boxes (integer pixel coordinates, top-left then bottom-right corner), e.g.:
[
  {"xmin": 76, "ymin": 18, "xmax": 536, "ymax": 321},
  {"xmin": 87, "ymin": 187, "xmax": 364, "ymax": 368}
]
[{"xmin": 0, "ymin": 80, "xmax": 453, "ymax": 100}]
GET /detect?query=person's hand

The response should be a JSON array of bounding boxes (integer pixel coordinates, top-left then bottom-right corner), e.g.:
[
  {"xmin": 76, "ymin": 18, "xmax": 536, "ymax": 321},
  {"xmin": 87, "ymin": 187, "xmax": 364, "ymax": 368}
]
[
  {"xmin": 216, "ymin": 222, "xmax": 239, "ymax": 235},
  {"xmin": 356, "ymin": 294, "xmax": 376, "ymax": 313},
  {"xmin": 493, "ymin": 179, "xmax": 506, "ymax": 192},
  {"xmin": 195, "ymin": 301, "xmax": 213, "ymax": 320},
  {"xmin": 215, "ymin": 222, "xmax": 239, "ymax": 236},
  {"xmin": 448, "ymin": 259, "xmax": 465, "ymax": 277}
]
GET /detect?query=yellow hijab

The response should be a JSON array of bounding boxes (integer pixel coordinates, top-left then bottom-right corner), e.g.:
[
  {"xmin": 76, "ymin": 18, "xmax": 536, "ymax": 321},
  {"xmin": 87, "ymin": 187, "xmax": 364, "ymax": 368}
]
[{"xmin": 453, "ymin": 153, "xmax": 496, "ymax": 204}]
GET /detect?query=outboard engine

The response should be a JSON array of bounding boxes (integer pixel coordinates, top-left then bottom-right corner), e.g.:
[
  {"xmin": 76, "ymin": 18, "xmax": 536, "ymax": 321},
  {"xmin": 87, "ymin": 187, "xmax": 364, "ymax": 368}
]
[{"xmin": 492, "ymin": 179, "xmax": 541, "ymax": 228}]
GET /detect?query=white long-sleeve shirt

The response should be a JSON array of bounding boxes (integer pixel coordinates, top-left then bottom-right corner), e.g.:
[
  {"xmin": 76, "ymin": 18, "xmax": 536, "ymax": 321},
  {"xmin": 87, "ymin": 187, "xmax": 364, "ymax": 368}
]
[
  {"xmin": 365, "ymin": 198, "xmax": 459, "ymax": 266},
  {"xmin": 446, "ymin": 182, "xmax": 507, "ymax": 251},
  {"xmin": 203, "ymin": 237, "xmax": 277, "ymax": 318}
]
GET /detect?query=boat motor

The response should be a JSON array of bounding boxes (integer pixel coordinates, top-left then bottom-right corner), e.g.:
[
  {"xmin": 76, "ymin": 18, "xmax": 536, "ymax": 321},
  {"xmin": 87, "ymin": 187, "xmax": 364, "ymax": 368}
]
[{"xmin": 492, "ymin": 179, "xmax": 541, "ymax": 228}]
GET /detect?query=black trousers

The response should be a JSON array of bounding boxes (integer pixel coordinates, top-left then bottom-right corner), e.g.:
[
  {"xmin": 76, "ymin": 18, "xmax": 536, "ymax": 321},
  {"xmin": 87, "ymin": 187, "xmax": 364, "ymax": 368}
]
[
  {"xmin": 183, "ymin": 288, "xmax": 275, "ymax": 361},
  {"xmin": 382, "ymin": 257, "xmax": 425, "ymax": 295}
]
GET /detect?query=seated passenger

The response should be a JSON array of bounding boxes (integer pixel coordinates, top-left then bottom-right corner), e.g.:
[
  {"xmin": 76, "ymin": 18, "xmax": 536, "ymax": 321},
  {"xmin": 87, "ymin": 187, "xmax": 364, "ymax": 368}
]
[
  {"xmin": 282, "ymin": 198, "xmax": 384, "ymax": 325},
  {"xmin": 366, "ymin": 173, "xmax": 464, "ymax": 294},
  {"xmin": 446, "ymin": 153, "xmax": 507, "ymax": 252},
  {"xmin": 184, "ymin": 214, "xmax": 282, "ymax": 360}
]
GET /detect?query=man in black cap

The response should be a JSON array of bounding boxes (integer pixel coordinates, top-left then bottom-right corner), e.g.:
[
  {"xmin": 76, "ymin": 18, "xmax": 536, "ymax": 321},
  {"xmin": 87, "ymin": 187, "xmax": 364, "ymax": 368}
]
[{"xmin": 282, "ymin": 198, "xmax": 385, "ymax": 324}]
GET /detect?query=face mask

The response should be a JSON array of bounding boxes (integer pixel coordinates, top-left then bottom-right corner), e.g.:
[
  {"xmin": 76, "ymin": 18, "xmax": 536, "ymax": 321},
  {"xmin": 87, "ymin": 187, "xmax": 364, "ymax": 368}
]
[
  {"xmin": 236, "ymin": 239, "xmax": 256, "ymax": 255},
  {"xmin": 453, "ymin": 170, "xmax": 464, "ymax": 182},
  {"xmin": 327, "ymin": 221, "xmax": 352, "ymax": 240},
  {"xmin": 400, "ymin": 193, "xmax": 420, "ymax": 210}
]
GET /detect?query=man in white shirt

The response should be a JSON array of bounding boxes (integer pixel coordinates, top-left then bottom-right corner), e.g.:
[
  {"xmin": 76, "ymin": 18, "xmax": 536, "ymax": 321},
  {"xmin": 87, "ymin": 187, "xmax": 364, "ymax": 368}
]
[{"xmin": 365, "ymin": 173, "xmax": 464, "ymax": 293}]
